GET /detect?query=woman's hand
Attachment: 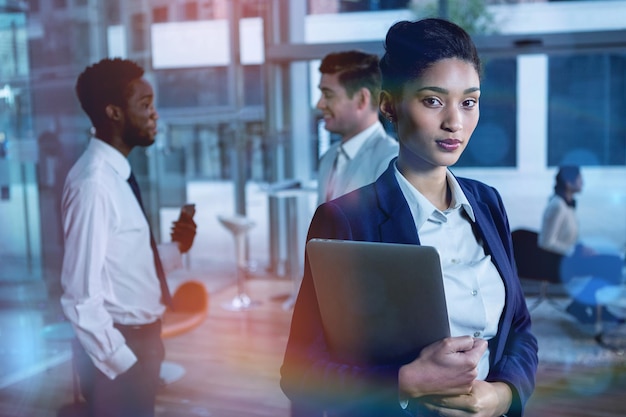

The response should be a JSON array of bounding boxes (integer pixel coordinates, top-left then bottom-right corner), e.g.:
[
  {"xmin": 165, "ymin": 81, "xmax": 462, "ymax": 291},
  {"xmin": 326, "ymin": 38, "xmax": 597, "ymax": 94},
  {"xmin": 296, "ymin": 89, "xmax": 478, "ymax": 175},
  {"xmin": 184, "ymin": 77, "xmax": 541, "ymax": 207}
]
[
  {"xmin": 421, "ymin": 380, "xmax": 512, "ymax": 417},
  {"xmin": 398, "ymin": 336, "xmax": 487, "ymax": 399}
]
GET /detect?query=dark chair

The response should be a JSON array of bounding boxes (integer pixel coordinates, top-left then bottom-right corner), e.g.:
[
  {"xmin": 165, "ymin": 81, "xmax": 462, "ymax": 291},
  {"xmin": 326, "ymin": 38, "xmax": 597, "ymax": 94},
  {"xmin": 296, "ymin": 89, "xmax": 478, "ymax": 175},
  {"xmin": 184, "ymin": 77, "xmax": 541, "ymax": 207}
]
[{"xmin": 511, "ymin": 229, "xmax": 564, "ymax": 310}]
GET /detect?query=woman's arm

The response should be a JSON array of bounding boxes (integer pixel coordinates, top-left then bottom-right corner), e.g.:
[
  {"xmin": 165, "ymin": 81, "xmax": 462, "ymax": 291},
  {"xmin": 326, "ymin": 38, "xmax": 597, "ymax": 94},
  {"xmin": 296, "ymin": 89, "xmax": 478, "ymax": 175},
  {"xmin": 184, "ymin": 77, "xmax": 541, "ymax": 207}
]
[
  {"xmin": 488, "ymin": 188, "xmax": 539, "ymax": 416},
  {"xmin": 538, "ymin": 198, "xmax": 573, "ymax": 255}
]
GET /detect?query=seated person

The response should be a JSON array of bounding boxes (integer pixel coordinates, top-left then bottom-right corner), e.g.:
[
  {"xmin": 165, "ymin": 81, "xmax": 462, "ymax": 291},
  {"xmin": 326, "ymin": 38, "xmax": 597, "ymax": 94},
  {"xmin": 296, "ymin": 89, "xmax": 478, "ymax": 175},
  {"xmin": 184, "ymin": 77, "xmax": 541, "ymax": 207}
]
[{"xmin": 539, "ymin": 165, "xmax": 623, "ymax": 323}]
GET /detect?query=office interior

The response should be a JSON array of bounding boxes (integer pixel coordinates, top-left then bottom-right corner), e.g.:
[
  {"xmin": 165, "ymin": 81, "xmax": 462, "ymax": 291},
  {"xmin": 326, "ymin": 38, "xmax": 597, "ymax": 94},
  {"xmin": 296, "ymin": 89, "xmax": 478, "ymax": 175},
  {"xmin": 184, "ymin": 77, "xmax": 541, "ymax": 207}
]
[{"xmin": 0, "ymin": 1, "xmax": 626, "ymax": 416}]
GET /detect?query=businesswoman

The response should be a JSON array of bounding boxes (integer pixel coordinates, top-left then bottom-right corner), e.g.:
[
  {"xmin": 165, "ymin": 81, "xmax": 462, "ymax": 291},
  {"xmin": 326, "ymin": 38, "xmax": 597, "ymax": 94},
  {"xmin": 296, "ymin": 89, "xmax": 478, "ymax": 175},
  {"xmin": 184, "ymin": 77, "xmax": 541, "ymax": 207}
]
[{"xmin": 280, "ymin": 18, "xmax": 538, "ymax": 417}]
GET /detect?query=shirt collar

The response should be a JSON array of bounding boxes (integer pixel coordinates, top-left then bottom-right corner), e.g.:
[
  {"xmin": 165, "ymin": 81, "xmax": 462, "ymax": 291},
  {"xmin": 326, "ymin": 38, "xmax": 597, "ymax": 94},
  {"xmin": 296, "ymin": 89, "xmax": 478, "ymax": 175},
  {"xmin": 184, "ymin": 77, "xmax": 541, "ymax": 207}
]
[
  {"xmin": 447, "ymin": 171, "xmax": 475, "ymax": 222},
  {"xmin": 90, "ymin": 137, "xmax": 131, "ymax": 180},
  {"xmin": 394, "ymin": 163, "xmax": 476, "ymax": 230},
  {"xmin": 341, "ymin": 121, "xmax": 383, "ymax": 160}
]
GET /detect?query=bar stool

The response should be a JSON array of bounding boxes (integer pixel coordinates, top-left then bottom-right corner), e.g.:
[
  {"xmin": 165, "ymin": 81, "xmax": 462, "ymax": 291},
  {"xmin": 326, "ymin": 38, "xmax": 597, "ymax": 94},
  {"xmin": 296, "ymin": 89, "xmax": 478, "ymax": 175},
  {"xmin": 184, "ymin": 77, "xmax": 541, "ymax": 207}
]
[
  {"xmin": 218, "ymin": 214, "xmax": 261, "ymax": 311},
  {"xmin": 268, "ymin": 189, "xmax": 308, "ymax": 310}
]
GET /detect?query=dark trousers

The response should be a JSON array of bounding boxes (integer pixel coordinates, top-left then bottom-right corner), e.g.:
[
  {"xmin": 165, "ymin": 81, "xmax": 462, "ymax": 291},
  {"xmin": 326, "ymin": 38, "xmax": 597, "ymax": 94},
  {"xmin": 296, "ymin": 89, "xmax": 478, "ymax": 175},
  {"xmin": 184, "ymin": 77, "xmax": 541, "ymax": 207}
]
[{"xmin": 72, "ymin": 320, "xmax": 165, "ymax": 417}]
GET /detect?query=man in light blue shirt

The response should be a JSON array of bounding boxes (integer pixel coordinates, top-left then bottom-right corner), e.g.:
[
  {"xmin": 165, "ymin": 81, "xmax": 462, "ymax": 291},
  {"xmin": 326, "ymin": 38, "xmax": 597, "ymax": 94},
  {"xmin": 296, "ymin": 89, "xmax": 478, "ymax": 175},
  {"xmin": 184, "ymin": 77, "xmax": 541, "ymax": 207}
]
[{"xmin": 316, "ymin": 51, "xmax": 398, "ymax": 205}]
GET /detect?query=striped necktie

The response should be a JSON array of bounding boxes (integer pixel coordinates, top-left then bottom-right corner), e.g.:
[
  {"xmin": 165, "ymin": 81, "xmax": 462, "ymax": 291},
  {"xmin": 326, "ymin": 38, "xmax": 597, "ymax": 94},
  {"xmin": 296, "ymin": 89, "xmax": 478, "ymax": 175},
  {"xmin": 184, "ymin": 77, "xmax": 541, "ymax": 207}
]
[{"xmin": 127, "ymin": 171, "xmax": 173, "ymax": 308}]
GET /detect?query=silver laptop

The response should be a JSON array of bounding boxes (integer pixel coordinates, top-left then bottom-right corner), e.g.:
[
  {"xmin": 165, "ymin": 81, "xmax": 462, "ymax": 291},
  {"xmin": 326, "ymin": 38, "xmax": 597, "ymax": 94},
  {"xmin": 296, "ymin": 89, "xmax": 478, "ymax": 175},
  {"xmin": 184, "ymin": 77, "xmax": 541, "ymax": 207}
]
[{"xmin": 306, "ymin": 238, "xmax": 450, "ymax": 365}]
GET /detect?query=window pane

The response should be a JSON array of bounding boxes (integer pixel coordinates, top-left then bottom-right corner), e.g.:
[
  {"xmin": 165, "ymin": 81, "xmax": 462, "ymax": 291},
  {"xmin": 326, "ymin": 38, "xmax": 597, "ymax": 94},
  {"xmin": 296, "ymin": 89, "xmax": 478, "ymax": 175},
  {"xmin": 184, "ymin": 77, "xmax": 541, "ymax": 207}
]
[
  {"xmin": 155, "ymin": 67, "xmax": 229, "ymax": 108},
  {"xmin": 105, "ymin": 0, "xmax": 121, "ymax": 25},
  {"xmin": 243, "ymin": 65, "xmax": 263, "ymax": 106},
  {"xmin": 28, "ymin": 0, "xmax": 40, "ymax": 13},
  {"xmin": 337, "ymin": 0, "xmax": 410, "ymax": 12},
  {"xmin": 53, "ymin": 0, "xmax": 67, "ymax": 9},
  {"xmin": 183, "ymin": 1, "xmax": 198, "ymax": 21},
  {"xmin": 153, "ymin": 6, "xmax": 168, "ymax": 23},
  {"xmin": 131, "ymin": 13, "xmax": 146, "ymax": 52},
  {"xmin": 32, "ymin": 83, "xmax": 80, "ymax": 117},
  {"xmin": 456, "ymin": 57, "xmax": 517, "ymax": 167},
  {"xmin": 28, "ymin": 23, "xmax": 72, "ymax": 69},
  {"xmin": 548, "ymin": 53, "xmax": 626, "ymax": 166}
]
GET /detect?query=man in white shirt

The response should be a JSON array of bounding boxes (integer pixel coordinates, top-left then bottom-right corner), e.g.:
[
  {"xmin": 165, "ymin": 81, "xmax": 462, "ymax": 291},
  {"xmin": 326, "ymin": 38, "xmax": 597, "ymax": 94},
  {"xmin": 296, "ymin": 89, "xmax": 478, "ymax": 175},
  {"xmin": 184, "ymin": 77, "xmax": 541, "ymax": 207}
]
[
  {"xmin": 316, "ymin": 50, "xmax": 399, "ymax": 205},
  {"xmin": 60, "ymin": 58, "xmax": 196, "ymax": 417}
]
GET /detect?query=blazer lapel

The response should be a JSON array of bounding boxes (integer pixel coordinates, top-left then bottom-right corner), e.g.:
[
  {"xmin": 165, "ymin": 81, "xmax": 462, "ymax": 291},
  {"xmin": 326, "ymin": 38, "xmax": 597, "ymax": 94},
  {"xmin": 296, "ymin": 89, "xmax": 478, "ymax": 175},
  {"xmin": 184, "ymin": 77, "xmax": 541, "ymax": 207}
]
[
  {"xmin": 373, "ymin": 166, "xmax": 514, "ymax": 275},
  {"xmin": 461, "ymin": 183, "xmax": 520, "ymax": 361},
  {"xmin": 374, "ymin": 162, "xmax": 420, "ymax": 245},
  {"xmin": 462, "ymin": 188, "xmax": 516, "ymax": 290}
]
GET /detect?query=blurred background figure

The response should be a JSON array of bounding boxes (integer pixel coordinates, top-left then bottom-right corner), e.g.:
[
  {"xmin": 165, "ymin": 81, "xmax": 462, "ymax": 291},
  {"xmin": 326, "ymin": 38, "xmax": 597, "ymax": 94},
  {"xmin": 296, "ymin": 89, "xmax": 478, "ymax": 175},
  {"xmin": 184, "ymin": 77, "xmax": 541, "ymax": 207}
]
[
  {"xmin": 539, "ymin": 165, "xmax": 624, "ymax": 324},
  {"xmin": 315, "ymin": 50, "xmax": 398, "ymax": 205}
]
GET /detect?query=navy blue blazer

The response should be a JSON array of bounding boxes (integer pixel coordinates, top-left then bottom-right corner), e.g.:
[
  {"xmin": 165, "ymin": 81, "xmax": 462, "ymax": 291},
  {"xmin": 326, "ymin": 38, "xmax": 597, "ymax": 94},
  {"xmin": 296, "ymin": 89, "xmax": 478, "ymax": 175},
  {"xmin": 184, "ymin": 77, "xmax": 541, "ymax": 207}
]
[{"xmin": 280, "ymin": 160, "xmax": 538, "ymax": 417}]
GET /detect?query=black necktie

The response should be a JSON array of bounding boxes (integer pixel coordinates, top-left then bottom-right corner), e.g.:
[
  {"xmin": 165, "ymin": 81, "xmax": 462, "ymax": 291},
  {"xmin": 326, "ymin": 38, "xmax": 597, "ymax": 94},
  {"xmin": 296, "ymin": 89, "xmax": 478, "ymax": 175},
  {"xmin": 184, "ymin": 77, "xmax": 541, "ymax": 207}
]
[{"xmin": 127, "ymin": 171, "xmax": 173, "ymax": 308}]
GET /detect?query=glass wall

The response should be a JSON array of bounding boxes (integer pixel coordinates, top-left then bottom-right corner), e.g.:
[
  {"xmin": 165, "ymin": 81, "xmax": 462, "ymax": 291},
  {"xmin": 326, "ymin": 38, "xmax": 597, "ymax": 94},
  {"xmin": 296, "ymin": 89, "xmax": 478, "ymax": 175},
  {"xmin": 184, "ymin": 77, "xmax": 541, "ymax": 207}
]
[
  {"xmin": 0, "ymin": 10, "xmax": 42, "ymax": 292},
  {"xmin": 457, "ymin": 57, "xmax": 517, "ymax": 167},
  {"xmin": 2, "ymin": 0, "xmax": 625, "ymax": 292},
  {"xmin": 548, "ymin": 53, "xmax": 626, "ymax": 166},
  {"xmin": 156, "ymin": 67, "xmax": 230, "ymax": 107}
]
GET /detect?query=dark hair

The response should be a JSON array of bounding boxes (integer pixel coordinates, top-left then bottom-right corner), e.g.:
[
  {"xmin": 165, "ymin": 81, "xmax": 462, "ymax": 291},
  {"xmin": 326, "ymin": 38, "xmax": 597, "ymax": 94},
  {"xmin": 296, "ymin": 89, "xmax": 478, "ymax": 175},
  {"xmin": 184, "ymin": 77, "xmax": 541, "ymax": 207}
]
[
  {"xmin": 319, "ymin": 50, "xmax": 382, "ymax": 108},
  {"xmin": 379, "ymin": 18, "xmax": 482, "ymax": 98},
  {"xmin": 75, "ymin": 58, "xmax": 145, "ymax": 129},
  {"xmin": 555, "ymin": 165, "xmax": 581, "ymax": 193}
]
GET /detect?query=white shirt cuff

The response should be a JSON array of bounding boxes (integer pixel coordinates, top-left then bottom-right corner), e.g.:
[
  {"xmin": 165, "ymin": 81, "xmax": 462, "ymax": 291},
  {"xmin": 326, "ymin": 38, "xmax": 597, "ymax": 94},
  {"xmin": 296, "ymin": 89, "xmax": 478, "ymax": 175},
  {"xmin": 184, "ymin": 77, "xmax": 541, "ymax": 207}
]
[{"xmin": 97, "ymin": 343, "xmax": 137, "ymax": 380}]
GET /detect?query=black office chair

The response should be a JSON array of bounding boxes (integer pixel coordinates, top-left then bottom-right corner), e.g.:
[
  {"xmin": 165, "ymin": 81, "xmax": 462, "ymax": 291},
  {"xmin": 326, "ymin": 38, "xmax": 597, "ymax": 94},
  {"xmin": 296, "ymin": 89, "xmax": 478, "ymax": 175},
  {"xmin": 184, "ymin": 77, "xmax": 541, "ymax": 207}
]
[{"xmin": 511, "ymin": 229, "xmax": 564, "ymax": 310}]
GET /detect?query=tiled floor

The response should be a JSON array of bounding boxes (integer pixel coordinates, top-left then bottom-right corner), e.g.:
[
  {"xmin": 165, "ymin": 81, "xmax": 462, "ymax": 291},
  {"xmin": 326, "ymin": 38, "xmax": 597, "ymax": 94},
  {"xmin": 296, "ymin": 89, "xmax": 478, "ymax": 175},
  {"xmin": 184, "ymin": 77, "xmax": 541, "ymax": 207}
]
[
  {"xmin": 0, "ymin": 264, "xmax": 254, "ymax": 396},
  {"xmin": 0, "ymin": 309, "xmax": 69, "ymax": 389},
  {"xmin": 0, "ymin": 252, "xmax": 68, "ymax": 390}
]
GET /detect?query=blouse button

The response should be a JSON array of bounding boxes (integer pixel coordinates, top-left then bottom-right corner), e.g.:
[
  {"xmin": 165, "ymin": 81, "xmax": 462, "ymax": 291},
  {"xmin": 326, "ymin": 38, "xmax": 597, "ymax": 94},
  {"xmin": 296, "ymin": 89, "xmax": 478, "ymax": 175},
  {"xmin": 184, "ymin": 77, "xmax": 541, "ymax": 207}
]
[
  {"xmin": 474, "ymin": 331, "xmax": 481, "ymax": 337},
  {"xmin": 471, "ymin": 290, "xmax": 478, "ymax": 296}
]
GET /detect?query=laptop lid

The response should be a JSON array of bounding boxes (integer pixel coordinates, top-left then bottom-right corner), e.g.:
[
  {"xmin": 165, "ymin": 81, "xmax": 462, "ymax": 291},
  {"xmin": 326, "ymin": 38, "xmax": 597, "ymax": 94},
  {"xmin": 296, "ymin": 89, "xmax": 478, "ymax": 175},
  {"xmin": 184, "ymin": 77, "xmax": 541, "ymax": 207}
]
[{"xmin": 306, "ymin": 238, "xmax": 450, "ymax": 365}]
